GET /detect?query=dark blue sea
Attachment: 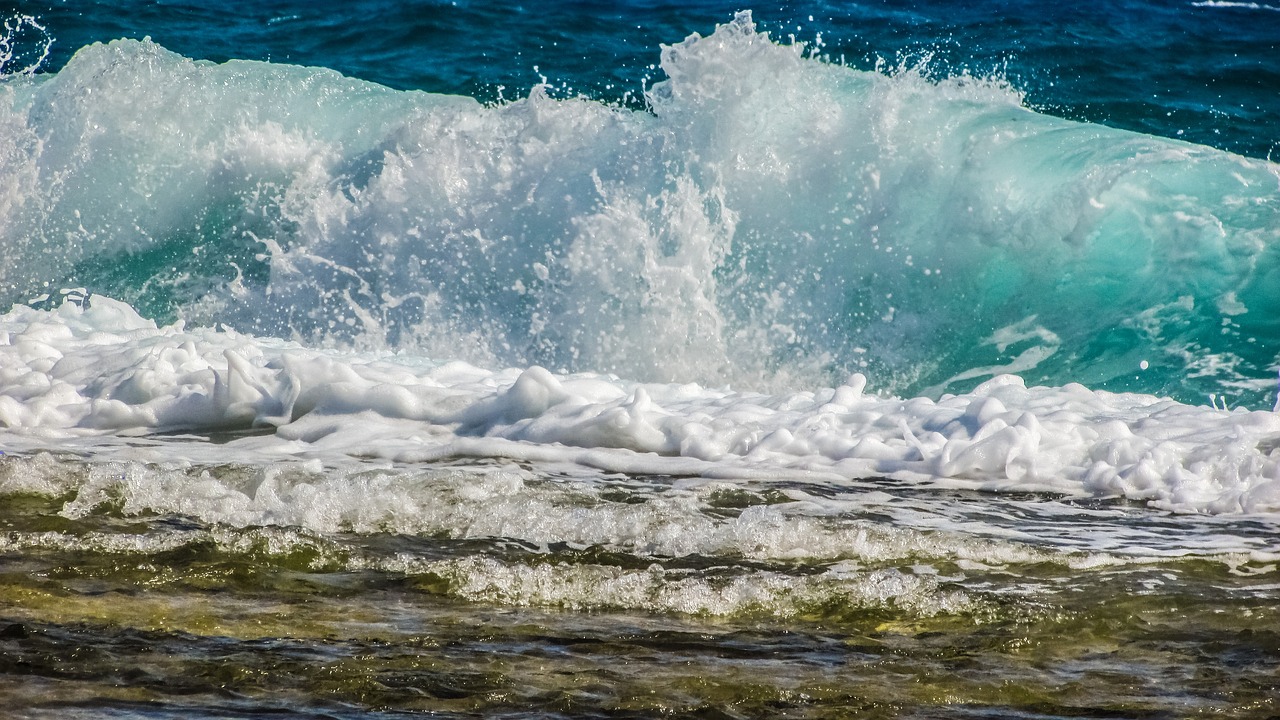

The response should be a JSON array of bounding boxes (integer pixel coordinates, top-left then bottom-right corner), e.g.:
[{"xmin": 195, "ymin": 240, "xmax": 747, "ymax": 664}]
[{"xmin": 2, "ymin": 2, "xmax": 1279, "ymax": 717}]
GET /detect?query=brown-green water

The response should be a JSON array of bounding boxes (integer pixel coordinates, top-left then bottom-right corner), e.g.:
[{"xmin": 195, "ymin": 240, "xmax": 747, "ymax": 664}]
[{"xmin": 2, "ymin": 454, "xmax": 1279, "ymax": 718}]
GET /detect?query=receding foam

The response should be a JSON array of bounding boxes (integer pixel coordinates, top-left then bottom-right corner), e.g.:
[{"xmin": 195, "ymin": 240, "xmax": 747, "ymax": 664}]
[{"xmin": 4, "ymin": 298, "xmax": 1280, "ymax": 517}]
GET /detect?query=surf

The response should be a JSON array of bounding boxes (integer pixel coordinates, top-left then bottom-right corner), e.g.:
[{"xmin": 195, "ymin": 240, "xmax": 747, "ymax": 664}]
[
  {"xmin": 2, "ymin": 13, "xmax": 1280, "ymax": 519},
  {"xmin": 3, "ymin": 12, "xmax": 1279, "ymax": 404}
]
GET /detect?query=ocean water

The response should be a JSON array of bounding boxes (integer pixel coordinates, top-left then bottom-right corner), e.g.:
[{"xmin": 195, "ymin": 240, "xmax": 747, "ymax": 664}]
[{"xmin": 2, "ymin": 2, "xmax": 1279, "ymax": 717}]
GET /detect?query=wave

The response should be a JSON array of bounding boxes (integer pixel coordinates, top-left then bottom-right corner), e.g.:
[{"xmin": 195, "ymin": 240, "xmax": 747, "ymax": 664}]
[
  {"xmin": 2, "ymin": 13, "xmax": 1278, "ymax": 404},
  {"xmin": 2, "ymin": 12, "xmax": 1280, "ymax": 398}
]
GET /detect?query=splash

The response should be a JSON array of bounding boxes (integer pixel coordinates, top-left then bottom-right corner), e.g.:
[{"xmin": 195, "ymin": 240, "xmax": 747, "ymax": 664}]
[
  {"xmin": 1, "ymin": 12, "xmax": 1279, "ymax": 404},
  {"xmin": 0, "ymin": 14, "xmax": 51, "ymax": 78}
]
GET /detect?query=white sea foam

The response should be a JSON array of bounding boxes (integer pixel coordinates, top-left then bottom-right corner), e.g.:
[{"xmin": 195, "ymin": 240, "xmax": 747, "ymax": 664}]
[
  {"xmin": 7, "ymin": 446, "xmax": 1279, "ymax": 569},
  {"xmin": 402, "ymin": 556, "xmax": 981, "ymax": 618},
  {"xmin": 0, "ymin": 522, "xmax": 984, "ymax": 619},
  {"xmin": 4, "ymin": 298, "xmax": 1280, "ymax": 517},
  {"xmin": 0, "ymin": 452, "xmax": 1092, "ymax": 564},
  {"xmin": 1191, "ymin": 1, "xmax": 1280, "ymax": 11}
]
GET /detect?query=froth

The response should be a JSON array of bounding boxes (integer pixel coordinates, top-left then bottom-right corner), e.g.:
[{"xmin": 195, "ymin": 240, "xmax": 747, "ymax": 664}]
[
  {"xmin": 408, "ymin": 557, "xmax": 980, "ymax": 618},
  {"xmin": 0, "ymin": 451, "xmax": 1113, "ymax": 564},
  {"xmin": 6, "ymin": 295, "xmax": 1280, "ymax": 521}
]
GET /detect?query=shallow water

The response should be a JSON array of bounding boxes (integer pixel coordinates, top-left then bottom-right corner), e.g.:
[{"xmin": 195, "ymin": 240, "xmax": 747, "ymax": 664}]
[{"xmin": 4, "ymin": 453, "xmax": 1280, "ymax": 718}]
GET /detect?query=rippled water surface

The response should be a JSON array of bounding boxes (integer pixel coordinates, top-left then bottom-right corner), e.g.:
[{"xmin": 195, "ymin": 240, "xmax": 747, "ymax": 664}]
[{"xmin": 3, "ymin": 450, "xmax": 1280, "ymax": 717}]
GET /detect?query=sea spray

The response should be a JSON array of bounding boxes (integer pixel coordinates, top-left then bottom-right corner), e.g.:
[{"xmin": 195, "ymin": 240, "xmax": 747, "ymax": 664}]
[
  {"xmin": 0, "ymin": 14, "xmax": 51, "ymax": 78},
  {"xmin": 2, "ymin": 13, "xmax": 1279, "ymax": 404}
]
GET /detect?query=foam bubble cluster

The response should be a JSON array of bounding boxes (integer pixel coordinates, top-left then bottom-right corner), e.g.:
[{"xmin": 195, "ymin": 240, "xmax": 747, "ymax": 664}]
[{"xmin": 4, "ymin": 298, "xmax": 1280, "ymax": 515}]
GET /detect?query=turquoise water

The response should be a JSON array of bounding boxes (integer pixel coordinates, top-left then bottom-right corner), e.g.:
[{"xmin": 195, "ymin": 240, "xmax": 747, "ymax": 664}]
[
  {"xmin": 3, "ymin": 2, "xmax": 1280, "ymax": 717},
  {"xmin": 4, "ymin": 4, "xmax": 1280, "ymax": 403}
]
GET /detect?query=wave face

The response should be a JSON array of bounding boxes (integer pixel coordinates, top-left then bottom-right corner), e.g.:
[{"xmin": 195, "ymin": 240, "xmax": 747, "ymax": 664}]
[{"xmin": 2, "ymin": 12, "xmax": 1279, "ymax": 404}]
